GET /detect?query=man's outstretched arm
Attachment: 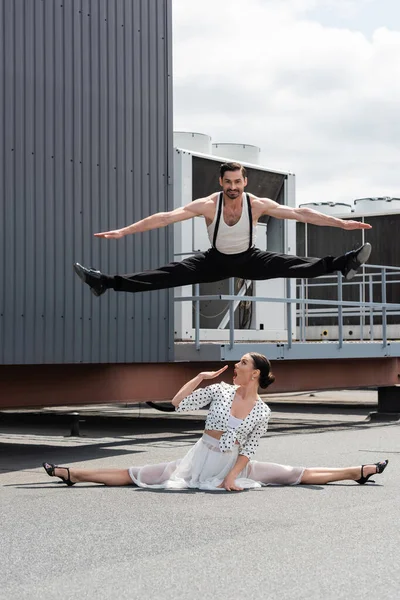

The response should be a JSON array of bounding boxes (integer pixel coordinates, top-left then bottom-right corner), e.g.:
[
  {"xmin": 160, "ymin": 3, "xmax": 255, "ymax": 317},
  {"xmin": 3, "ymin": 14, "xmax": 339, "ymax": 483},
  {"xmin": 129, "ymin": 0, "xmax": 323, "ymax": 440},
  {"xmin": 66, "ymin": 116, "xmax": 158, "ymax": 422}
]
[
  {"xmin": 94, "ymin": 197, "xmax": 210, "ymax": 239},
  {"xmin": 258, "ymin": 198, "xmax": 372, "ymax": 230}
]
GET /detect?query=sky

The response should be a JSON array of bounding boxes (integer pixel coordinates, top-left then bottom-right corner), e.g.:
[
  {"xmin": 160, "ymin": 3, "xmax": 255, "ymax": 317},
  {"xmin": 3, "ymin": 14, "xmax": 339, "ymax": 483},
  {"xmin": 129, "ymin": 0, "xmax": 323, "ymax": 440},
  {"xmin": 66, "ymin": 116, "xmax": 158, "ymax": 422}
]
[{"xmin": 172, "ymin": 0, "xmax": 400, "ymax": 206}]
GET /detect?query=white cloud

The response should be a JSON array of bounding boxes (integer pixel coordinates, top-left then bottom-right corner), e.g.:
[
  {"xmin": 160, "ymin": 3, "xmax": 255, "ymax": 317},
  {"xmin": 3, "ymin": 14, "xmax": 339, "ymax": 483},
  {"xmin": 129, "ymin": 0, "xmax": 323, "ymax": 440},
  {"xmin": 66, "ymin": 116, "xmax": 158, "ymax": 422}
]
[
  {"xmin": 172, "ymin": 0, "xmax": 400, "ymax": 205},
  {"xmin": 316, "ymin": 0, "xmax": 375, "ymax": 18}
]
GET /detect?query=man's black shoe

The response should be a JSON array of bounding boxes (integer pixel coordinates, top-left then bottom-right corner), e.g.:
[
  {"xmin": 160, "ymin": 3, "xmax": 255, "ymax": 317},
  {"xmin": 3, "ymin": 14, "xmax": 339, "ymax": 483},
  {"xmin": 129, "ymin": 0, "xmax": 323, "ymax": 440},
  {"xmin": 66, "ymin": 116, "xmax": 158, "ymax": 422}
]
[
  {"xmin": 73, "ymin": 263, "xmax": 108, "ymax": 297},
  {"xmin": 342, "ymin": 243, "xmax": 371, "ymax": 281}
]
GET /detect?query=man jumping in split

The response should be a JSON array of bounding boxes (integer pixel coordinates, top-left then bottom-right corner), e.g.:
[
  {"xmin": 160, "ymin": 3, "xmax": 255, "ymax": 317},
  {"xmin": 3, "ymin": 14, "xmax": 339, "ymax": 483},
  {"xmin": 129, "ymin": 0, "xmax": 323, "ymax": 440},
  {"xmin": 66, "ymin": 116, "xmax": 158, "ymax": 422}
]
[{"xmin": 74, "ymin": 162, "xmax": 371, "ymax": 297}]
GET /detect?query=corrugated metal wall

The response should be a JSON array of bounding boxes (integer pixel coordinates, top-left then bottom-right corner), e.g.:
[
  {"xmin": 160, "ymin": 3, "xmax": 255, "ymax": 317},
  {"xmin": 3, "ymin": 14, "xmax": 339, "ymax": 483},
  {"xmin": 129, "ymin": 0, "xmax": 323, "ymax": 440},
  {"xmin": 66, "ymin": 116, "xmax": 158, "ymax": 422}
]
[{"xmin": 0, "ymin": 0, "xmax": 173, "ymax": 365}]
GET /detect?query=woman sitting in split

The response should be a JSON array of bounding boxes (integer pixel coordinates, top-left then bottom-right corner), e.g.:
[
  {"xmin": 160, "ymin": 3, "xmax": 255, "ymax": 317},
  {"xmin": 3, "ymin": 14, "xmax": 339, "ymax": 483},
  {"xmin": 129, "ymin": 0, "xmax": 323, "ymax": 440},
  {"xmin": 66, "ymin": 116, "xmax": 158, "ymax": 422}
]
[{"xmin": 43, "ymin": 353, "xmax": 388, "ymax": 491}]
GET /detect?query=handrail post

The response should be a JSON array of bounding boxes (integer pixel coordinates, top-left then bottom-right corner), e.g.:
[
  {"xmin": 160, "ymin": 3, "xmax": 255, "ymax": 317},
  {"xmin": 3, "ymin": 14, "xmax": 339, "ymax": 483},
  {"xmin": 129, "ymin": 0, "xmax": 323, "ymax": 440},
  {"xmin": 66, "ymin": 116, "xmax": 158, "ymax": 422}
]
[
  {"xmin": 194, "ymin": 283, "xmax": 200, "ymax": 351},
  {"xmin": 369, "ymin": 274, "xmax": 374, "ymax": 341},
  {"xmin": 229, "ymin": 277, "xmax": 235, "ymax": 350},
  {"xmin": 300, "ymin": 279, "xmax": 305, "ymax": 341},
  {"xmin": 338, "ymin": 272, "xmax": 343, "ymax": 349},
  {"xmin": 381, "ymin": 268, "xmax": 387, "ymax": 348},
  {"xmin": 359, "ymin": 282, "xmax": 364, "ymax": 341},
  {"xmin": 286, "ymin": 279, "xmax": 292, "ymax": 349}
]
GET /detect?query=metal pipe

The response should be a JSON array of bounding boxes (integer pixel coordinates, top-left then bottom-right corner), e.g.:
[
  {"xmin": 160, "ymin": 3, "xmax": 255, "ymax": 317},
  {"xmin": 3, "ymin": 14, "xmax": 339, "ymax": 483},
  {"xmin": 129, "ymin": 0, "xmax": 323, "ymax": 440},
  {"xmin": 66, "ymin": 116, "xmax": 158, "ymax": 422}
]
[
  {"xmin": 229, "ymin": 278, "xmax": 235, "ymax": 349},
  {"xmin": 175, "ymin": 294, "xmax": 400, "ymax": 310},
  {"xmin": 381, "ymin": 268, "xmax": 387, "ymax": 348},
  {"xmin": 286, "ymin": 279, "xmax": 292, "ymax": 349},
  {"xmin": 338, "ymin": 272, "xmax": 343, "ymax": 349},
  {"xmin": 369, "ymin": 275, "xmax": 374, "ymax": 341},
  {"xmin": 218, "ymin": 281, "xmax": 248, "ymax": 330},
  {"xmin": 194, "ymin": 283, "xmax": 200, "ymax": 351},
  {"xmin": 300, "ymin": 279, "xmax": 305, "ymax": 341},
  {"xmin": 359, "ymin": 282, "xmax": 364, "ymax": 341}
]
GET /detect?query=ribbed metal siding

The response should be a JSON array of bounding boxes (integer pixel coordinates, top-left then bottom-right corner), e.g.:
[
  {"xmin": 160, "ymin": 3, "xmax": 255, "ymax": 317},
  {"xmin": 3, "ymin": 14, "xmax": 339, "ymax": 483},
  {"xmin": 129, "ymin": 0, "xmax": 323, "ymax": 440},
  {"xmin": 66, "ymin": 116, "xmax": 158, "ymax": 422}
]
[{"xmin": 0, "ymin": 0, "xmax": 173, "ymax": 364}]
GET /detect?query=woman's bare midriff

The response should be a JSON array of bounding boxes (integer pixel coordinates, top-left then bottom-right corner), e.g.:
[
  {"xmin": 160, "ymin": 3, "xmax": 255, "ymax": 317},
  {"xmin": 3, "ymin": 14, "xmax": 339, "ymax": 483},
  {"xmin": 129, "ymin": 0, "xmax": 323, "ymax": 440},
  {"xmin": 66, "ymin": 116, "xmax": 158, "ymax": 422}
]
[{"xmin": 204, "ymin": 430, "xmax": 239, "ymax": 444}]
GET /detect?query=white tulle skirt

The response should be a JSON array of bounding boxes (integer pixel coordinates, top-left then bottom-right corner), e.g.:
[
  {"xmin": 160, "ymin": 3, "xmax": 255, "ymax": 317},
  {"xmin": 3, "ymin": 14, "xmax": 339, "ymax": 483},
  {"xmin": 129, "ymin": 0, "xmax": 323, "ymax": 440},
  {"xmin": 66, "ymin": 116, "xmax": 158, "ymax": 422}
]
[{"xmin": 128, "ymin": 433, "xmax": 304, "ymax": 491}]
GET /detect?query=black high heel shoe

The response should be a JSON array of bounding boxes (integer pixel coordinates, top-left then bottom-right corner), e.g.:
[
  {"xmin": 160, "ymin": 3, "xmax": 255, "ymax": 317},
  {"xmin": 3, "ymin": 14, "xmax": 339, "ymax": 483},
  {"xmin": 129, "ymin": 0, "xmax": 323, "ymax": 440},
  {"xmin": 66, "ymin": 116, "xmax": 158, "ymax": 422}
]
[
  {"xmin": 43, "ymin": 462, "xmax": 75, "ymax": 486},
  {"xmin": 356, "ymin": 459, "xmax": 389, "ymax": 485}
]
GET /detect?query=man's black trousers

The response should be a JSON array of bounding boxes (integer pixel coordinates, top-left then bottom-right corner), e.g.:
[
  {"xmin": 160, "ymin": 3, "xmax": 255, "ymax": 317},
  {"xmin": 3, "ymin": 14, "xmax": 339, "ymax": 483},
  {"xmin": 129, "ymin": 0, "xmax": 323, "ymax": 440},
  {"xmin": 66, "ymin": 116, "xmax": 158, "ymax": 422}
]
[{"xmin": 108, "ymin": 247, "xmax": 349, "ymax": 293}]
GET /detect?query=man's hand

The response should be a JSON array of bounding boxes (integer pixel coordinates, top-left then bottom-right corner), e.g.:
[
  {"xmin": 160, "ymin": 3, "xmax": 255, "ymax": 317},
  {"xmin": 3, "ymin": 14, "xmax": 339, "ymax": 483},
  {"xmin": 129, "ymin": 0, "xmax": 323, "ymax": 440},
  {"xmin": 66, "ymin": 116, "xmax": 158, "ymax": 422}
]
[
  {"xmin": 342, "ymin": 220, "xmax": 372, "ymax": 230},
  {"xmin": 218, "ymin": 475, "xmax": 243, "ymax": 492},
  {"xmin": 94, "ymin": 229, "xmax": 124, "ymax": 239}
]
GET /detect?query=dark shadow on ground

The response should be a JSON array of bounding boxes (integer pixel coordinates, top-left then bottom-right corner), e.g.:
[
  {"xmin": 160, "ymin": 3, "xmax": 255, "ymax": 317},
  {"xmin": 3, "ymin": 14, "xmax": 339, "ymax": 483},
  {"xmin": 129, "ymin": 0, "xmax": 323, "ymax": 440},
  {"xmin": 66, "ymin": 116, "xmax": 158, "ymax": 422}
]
[
  {"xmin": 8, "ymin": 482, "xmax": 327, "ymax": 493},
  {"xmin": 0, "ymin": 431, "xmax": 200, "ymax": 474},
  {"xmin": 0, "ymin": 440, "xmax": 144, "ymax": 473},
  {"xmin": 267, "ymin": 403, "xmax": 372, "ymax": 416},
  {"xmin": 1, "ymin": 411, "xmax": 398, "ymax": 474},
  {"xmin": 0, "ymin": 412, "xmax": 206, "ymax": 435},
  {"xmin": 0, "ymin": 410, "xmax": 387, "ymax": 441}
]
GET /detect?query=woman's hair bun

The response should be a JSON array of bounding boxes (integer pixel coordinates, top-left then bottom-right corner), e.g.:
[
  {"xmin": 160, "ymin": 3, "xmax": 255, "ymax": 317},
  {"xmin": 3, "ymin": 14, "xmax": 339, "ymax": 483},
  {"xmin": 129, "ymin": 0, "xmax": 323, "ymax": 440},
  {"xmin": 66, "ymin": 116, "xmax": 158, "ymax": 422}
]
[
  {"xmin": 259, "ymin": 372, "xmax": 275, "ymax": 389},
  {"xmin": 249, "ymin": 352, "xmax": 275, "ymax": 389}
]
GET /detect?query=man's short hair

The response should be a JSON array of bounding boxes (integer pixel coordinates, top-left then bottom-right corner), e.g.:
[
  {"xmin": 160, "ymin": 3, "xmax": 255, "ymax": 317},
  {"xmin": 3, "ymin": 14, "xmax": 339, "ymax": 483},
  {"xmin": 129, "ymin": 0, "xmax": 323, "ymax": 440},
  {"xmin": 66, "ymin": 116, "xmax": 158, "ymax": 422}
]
[{"xmin": 220, "ymin": 162, "xmax": 247, "ymax": 179}]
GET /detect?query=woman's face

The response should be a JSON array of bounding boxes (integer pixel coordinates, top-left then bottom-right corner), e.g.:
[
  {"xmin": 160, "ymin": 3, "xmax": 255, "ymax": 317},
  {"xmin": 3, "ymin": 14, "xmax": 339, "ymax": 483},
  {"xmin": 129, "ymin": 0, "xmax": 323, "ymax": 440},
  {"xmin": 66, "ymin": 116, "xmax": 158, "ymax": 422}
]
[{"xmin": 233, "ymin": 354, "xmax": 258, "ymax": 386}]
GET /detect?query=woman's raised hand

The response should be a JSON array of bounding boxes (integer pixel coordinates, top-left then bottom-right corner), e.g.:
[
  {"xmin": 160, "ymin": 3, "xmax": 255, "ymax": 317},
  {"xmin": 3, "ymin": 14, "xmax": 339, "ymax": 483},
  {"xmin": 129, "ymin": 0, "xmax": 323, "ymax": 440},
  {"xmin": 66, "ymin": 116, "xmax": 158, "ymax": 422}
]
[
  {"xmin": 199, "ymin": 365, "xmax": 228, "ymax": 380},
  {"xmin": 94, "ymin": 229, "xmax": 124, "ymax": 239}
]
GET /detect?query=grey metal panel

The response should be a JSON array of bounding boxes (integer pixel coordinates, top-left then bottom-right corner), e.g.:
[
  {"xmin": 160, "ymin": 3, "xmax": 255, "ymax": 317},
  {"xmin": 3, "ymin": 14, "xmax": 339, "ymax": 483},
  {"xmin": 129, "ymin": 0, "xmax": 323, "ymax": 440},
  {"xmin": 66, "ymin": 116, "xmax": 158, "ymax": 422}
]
[
  {"xmin": 3, "ymin": 0, "xmax": 16, "ymax": 364},
  {"xmin": 0, "ymin": 0, "xmax": 4, "ymax": 363},
  {"xmin": 0, "ymin": 0, "xmax": 173, "ymax": 364},
  {"xmin": 174, "ymin": 341, "xmax": 400, "ymax": 362}
]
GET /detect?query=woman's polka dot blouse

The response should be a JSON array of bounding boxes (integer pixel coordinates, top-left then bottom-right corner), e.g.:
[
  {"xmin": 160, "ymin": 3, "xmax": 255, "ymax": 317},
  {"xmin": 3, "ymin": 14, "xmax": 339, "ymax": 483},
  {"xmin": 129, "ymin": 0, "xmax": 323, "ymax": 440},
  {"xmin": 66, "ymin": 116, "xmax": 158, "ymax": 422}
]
[{"xmin": 175, "ymin": 382, "xmax": 271, "ymax": 460}]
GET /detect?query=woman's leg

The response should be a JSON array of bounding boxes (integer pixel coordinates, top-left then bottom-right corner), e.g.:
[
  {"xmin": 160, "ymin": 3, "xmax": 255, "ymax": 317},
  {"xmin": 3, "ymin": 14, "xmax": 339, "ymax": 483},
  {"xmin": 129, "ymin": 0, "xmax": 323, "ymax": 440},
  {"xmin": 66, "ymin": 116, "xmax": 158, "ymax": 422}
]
[
  {"xmin": 248, "ymin": 462, "xmax": 384, "ymax": 486},
  {"xmin": 54, "ymin": 467, "xmax": 132, "ymax": 486},
  {"xmin": 247, "ymin": 461, "xmax": 304, "ymax": 485},
  {"xmin": 300, "ymin": 464, "xmax": 377, "ymax": 485}
]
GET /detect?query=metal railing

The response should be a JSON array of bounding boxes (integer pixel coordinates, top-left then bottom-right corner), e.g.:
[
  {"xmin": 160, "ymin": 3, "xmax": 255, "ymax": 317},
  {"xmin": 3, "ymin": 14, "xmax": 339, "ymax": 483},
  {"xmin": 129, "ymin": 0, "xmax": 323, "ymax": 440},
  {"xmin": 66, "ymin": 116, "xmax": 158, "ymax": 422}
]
[
  {"xmin": 174, "ymin": 264, "xmax": 400, "ymax": 351},
  {"xmin": 297, "ymin": 264, "xmax": 400, "ymax": 346}
]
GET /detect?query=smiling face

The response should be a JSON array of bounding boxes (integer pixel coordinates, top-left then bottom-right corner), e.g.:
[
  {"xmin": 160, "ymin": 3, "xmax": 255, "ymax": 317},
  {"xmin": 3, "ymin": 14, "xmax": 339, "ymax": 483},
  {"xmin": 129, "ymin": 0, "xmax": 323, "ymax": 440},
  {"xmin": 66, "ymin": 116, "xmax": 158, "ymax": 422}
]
[
  {"xmin": 233, "ymin": 354, "xmax": 259, "ymax": 386},
  {"xmin": 219, "ymin": 169, "xmax": 248, "ymax": 201}
]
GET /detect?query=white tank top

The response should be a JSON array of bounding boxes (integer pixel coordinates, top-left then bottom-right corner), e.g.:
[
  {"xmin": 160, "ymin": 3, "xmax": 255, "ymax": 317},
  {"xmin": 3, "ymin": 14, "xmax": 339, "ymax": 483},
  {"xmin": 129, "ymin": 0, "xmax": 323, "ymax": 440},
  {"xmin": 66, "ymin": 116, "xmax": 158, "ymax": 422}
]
[
  {"xmin": 207, "ymin": 193, "xmax": 256, "ymax": 254},
  {"xmin": 227, "ymin": 414, "xmax": 243, "ymax": 429}
]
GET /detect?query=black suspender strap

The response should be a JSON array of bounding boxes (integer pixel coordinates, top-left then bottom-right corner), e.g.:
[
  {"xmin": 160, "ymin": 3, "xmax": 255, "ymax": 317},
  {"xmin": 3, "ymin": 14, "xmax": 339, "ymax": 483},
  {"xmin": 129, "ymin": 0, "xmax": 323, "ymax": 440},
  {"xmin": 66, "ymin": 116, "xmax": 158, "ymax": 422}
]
[
  {"xmin": 213, "ymin": 192, "xmax": 253, "ymax": 251},
  {"xmin": 246, "ymin": 193, "xmax": 253, "ymax": 250},
  {"xmin": 212, "ymin": 192, "xmax": 223, "ymax": 249}
]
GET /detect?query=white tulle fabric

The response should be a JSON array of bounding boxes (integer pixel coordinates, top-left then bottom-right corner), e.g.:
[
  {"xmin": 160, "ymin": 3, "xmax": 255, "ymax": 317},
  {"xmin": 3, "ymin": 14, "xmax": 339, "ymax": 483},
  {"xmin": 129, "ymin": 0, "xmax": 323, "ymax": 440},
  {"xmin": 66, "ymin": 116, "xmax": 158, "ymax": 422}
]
[{"xmin": 129, "ymin": 434, "xmax": 304, "ymax": 491}]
